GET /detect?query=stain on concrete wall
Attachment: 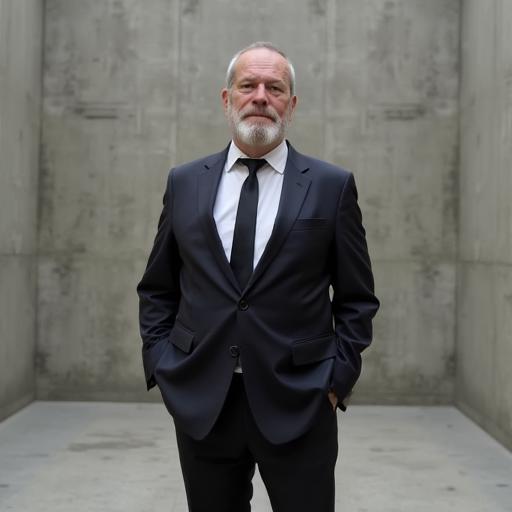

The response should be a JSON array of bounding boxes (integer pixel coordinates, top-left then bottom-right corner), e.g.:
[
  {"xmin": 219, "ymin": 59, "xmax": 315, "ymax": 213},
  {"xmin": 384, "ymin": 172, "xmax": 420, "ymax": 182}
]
[
  {"xmin": 38, "ymin": 0, "xmax": 460, "ymax": 404},
  {"xmin": 38, "ymin": 0, "xmax": 180, "ymax": 401},
  {"xmin": 325, "ymin": 0, "xmax": 460, "ymax": 403}
]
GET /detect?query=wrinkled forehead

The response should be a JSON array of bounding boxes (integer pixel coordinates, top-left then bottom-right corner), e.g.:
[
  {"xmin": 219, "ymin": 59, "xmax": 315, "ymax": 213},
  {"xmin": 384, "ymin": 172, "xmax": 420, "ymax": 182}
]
[{"xmin": 233, "ymin": 48, "xmax": 291, "ymax": 86}]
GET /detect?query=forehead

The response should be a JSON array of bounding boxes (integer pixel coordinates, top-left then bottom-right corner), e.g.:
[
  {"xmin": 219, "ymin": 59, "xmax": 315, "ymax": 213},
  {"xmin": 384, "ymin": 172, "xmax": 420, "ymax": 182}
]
[{"xmin": 233, "ymin": 48, "xmax": 290, "ymax": 83}]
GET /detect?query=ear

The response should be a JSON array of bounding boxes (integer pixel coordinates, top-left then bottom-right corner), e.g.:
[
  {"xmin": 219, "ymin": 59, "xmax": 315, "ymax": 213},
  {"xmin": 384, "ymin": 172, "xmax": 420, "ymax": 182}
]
[
  {"xmin": 290, "ymin": 95, "xmax": 298, "ymax": 112},
  {"xmin": 221, "ymin": 88, "xmax": 229, "ymax": 113},
  {"xmin": 288, "ymin": 95, "xmax": 298, "ymax": 120}
]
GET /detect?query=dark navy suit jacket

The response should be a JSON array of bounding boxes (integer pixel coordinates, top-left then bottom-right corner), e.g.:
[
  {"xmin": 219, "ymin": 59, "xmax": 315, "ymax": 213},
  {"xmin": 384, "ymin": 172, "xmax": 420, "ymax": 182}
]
[{"xmin": 137, "ymin": 142, "xmax": 379, "ymax": 444}]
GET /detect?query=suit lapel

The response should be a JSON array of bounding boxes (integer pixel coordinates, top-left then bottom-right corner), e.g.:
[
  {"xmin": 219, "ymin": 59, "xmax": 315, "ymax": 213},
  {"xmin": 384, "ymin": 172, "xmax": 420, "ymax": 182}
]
[
  {"xmin": 197, "ymin": 146, "xmax": 240, "ymax": 291},
  {"xmin": 197, "ymin": 143, "xmax": 312, "ymax": 295},
  {"xmin": 244, "ymin": 144, "xmax": 311, "ymax": 293}
]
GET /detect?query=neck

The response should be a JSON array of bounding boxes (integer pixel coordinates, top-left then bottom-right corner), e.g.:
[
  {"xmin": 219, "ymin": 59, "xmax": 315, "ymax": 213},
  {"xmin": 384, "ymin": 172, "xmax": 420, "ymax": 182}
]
[{"xmin": 233, "ymin": 137, "xmax": 284, "ymax": 158}]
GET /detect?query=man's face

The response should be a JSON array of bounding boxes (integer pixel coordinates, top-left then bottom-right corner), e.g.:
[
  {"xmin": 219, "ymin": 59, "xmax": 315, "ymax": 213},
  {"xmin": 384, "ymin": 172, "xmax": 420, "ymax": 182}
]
[{"xmin": 222, "ymin": 48, "xmax": 297, "ymax": 151}]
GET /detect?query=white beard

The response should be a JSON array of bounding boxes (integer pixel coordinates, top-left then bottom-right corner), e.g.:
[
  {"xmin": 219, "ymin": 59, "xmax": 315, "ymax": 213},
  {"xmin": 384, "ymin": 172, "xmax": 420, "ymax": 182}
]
[
  {"xmin": 227, "ymin": 101, "xmax": 290, "ymax": 148},
  {"xmin": 235, "ymin": 117, "xmax": 282, "ymax": 147}
]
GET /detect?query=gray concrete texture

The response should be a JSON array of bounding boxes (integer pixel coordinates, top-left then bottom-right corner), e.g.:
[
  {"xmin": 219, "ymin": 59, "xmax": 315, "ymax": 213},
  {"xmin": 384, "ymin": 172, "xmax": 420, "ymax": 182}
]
[
  {"xmin": 0, "ymin": 0, "xmax": 43, "ymax": 421},
  {"xmin": 1, "ymin": 402, "xmax": 512, "ymax": 511},
  {"xmin": 38, "ymin": 0, "xmax": 460, "ymax": 406},
  {"xmin": 456, "ymin": 0, "xmax": 512, "ymax": 450},
  {"xmin": 2, "ymin": 0, "xmax": 512, "ymax": 454}
]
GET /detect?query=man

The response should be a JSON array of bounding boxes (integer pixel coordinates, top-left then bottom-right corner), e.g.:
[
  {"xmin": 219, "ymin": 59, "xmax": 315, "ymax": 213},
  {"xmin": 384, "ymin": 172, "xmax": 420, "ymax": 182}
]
[{"xmin": 137, "ymin": 42, "xmax": 379, "ymax": 512}]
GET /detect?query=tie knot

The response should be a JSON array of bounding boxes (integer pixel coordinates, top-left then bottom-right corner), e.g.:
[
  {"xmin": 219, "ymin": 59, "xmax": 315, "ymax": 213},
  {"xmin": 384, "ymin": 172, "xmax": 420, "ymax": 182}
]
[{"xmin": 238, "ymin": 158, "xmax": 267, "ymax": 175}]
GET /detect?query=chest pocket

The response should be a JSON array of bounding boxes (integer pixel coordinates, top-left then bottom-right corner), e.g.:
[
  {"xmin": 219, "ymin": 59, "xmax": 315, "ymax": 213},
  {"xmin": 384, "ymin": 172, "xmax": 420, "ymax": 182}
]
[{"xmin": 291, "ymin": 218, "xmax": 329, "ymax": 231}]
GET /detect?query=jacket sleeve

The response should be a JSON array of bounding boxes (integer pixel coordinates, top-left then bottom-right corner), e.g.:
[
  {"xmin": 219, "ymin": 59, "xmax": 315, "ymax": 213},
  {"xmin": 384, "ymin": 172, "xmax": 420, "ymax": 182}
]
[
  {"xmin": 136, "ymin": 170, "xmax": 182, "ymax": 390},
  {"xmin": 330, "ymin": 172, "xmax": 380, "ymax": 407}
]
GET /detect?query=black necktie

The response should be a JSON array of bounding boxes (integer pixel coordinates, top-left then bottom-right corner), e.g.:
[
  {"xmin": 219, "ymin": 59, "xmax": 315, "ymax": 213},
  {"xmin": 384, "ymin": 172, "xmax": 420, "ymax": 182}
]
[{"xmin": 230, "ymin": 158, "xmax": 267, "ymax": 289}]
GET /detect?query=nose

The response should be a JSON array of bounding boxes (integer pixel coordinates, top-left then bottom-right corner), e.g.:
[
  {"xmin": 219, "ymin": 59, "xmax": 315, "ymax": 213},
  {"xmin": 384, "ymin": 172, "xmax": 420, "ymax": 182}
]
[{"xmin": 252, "ymin": 83, "xmax": 268, "ymax": 106}]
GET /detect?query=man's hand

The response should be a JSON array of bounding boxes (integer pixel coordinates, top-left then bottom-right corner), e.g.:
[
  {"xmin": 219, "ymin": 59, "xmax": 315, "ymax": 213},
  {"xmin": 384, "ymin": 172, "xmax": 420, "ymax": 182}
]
[{"xmin": 328, "ymin": 390, "xmax": 338, "ymax": 411}]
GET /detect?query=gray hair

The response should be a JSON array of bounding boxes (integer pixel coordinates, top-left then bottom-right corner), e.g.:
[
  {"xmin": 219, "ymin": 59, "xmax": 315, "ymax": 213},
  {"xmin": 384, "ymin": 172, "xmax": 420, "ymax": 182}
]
[{"xmin": 225, "ymin": 42, "xmax": 296, "ymax": 96}]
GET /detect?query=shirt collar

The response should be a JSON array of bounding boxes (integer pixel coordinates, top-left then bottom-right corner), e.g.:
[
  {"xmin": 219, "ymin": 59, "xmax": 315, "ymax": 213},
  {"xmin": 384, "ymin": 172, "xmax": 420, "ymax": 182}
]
[{"xmin": 225, "ymin": 139, "xmax": 288, "ymax": 175}]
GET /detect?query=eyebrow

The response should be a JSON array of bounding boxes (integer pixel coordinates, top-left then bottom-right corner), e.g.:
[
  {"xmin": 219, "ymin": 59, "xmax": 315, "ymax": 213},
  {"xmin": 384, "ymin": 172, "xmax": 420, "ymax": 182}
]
[{"xmin": 238, "ymin": 76, "xmax": 287, "ymax": 85}]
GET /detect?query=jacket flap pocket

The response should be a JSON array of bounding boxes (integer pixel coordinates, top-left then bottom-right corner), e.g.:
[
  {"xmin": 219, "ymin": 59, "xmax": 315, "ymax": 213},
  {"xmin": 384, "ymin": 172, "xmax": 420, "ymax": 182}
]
[
  {"xmin": 169, "ymin": 324, "xmax": 195, "ymax": 354},
  {"xmin": 292, "ymin": 334, "xmax": 337, "ymax": 365}
]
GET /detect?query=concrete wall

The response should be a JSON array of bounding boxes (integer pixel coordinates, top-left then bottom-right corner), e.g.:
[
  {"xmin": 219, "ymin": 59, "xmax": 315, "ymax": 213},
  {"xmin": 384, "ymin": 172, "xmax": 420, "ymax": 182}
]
[
  {"xmin": 0, "ymin": 0, "xmax": 43, "ymax": 420},
  {"xmin": 37, "ymin": 0, "xmax": 460, "ymax": 404},
  {"xmin": 457, "ymin": 0, "xmax": 512, "ymax": 450}
]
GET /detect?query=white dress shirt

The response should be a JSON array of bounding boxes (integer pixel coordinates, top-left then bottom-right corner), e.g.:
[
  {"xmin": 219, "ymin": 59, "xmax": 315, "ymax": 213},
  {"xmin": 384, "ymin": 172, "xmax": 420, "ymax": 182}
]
[
  {"xmin": 213, "ymin": 139, "xmax": 288, "ymax": 372},
  {"xmin": 213, "ymin": 139, "xmax": 288, "ymax": 269}
]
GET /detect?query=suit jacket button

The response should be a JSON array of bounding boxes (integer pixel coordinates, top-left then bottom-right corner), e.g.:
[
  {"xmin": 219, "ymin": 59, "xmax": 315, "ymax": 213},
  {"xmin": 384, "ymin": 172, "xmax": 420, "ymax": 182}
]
[
  {"xmin": 238, "ymin": 299, "xmax": 249, "ymax": 311},
  {"xmin": 229, "ymin": 345, "xmax": 240, "ymax": 358}
]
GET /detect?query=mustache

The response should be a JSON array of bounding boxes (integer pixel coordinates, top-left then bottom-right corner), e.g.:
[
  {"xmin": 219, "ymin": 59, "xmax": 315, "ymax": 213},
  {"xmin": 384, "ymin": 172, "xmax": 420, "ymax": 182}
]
[{"xmin": 239, "ymin": 106, "xmax": 280, "ymax": 122}]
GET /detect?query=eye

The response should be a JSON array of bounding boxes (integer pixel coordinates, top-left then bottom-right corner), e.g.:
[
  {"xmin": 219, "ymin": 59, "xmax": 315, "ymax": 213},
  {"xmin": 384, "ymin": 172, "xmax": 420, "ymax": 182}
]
[
  {"xmin": 239, "ymin": 82, "xmax": 254, "ymax": 91},
  {"xmin": 268, "ymin": 85, "xmax": 284, "ymax": 94}
]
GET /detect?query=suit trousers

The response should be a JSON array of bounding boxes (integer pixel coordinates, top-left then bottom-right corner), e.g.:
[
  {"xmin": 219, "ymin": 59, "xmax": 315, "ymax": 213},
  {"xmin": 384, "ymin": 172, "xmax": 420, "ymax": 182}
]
[{"xmin": 174, "ymin": 373, "xmax": 338, "ymax": 512}]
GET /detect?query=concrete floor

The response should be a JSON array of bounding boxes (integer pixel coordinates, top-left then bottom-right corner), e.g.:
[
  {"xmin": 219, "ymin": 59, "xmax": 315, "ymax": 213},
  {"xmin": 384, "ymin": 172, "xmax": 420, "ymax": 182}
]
[{"xmin": 0, "ymin": 403, "xmax": 511, "ymax": 512}]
